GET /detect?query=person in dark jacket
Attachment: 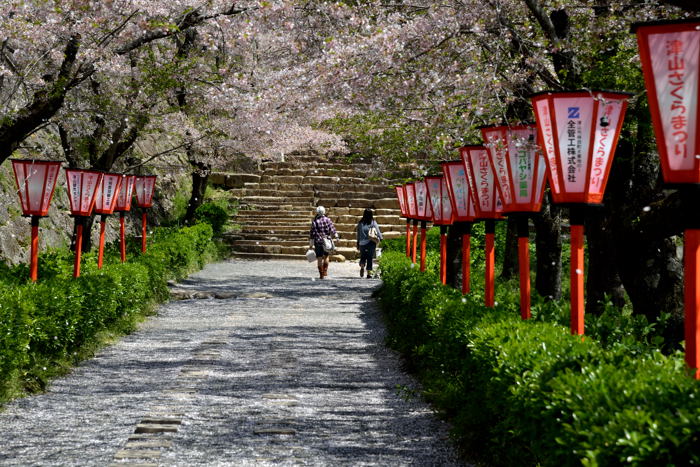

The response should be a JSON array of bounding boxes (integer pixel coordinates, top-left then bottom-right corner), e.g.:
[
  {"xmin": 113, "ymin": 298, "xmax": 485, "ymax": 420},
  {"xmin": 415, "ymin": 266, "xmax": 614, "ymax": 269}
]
[
  {"xmin": 309, "ymin": 206, "xmax": 338, "ymax": 279},
  {"xmin": 356, "ymin": 208, "xmax": 383, "ymax": 278}
]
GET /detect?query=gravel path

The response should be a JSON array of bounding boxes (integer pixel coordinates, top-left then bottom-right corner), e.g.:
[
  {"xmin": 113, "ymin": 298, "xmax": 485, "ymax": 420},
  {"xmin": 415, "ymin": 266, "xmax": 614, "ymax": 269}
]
[{"xmin": 0, "ymin": 259, "xmax": 465, "ymax": 466}]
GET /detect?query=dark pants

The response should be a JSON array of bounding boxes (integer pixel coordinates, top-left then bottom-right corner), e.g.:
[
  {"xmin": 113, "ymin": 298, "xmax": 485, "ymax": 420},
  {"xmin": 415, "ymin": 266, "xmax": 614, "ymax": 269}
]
[{"xmin": 359, "ymin": 242, "xmax": 377, "ymax": 270}]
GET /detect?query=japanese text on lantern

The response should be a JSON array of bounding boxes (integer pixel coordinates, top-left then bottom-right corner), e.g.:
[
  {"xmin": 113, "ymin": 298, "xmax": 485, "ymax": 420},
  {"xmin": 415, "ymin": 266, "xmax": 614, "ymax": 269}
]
[
  {"xmin": 566, "ymin": 107, "xmax": 583, "ymax": 183},
  {"xmin": 667, "ymin": 39, "xmax": 688, "ymax": 158},
  {"xmin": 591, "ymin": 103, "xmax": 614, "ymax": 190},
  {"xmin": 455, "ymin": 169, "xmax": 466, "ymax": 212},
  {"xmin": 478, "ymin": 153, "xmax": 491, "ymax": 209},
  {"xmin": 516, "ymin": 142, "xmax": 531, "ymax": 199}
]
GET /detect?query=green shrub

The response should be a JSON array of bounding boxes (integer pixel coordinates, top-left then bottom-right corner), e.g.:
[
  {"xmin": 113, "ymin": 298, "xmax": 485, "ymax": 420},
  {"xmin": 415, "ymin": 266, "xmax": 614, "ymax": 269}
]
[
  {"xmin": 194, "ymin": 202, "xmax": 228, "ymax": 235},
  {"xmin": 377, "ymin": 251, "xmax": 700, "ymax": 466},
  {"xmin": 0, "ymin": 223, "xmax": 216, "ymax": 403}
]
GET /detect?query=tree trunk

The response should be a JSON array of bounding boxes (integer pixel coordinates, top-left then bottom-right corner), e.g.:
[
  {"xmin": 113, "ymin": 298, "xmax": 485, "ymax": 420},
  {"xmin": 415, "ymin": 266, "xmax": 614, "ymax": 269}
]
[
  {"xmin": 500, "ymin": 217, "xmax": 518, "ymax": 280},
  {"xmin": 585, "ymin": 208, "xmax": 625, "ymax": 315},
  {"xmin": 445, "ymin": 222, "xmax": 468, "ymax": 290},
  {"xmin": 183, "ymin": 163, "xmax": 211, "ymax": 224},
  {"xmin": 532, "ymin": 194, "xmax": 562, "ymax": 300}
]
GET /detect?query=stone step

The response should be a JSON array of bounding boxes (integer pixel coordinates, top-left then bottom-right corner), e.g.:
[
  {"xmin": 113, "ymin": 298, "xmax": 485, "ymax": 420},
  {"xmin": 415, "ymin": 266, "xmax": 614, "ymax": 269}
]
[
  {"xmin": 230, "ymin": 244, "xmax": 360, "ymax": 261},
  {"xmin": 262, "ymin": 167, "xmax": 368, "ymax": 177},
  {"xmin": 317, "ymin": 198, "xmax": 399, "ymax": 209},
  {"xmin": 229, "ymin": 251, "xmax": 353, "ymax": 261},
  {"xmin": 259, "ymin": 175, "xmax": 367, "ymax": 185}
]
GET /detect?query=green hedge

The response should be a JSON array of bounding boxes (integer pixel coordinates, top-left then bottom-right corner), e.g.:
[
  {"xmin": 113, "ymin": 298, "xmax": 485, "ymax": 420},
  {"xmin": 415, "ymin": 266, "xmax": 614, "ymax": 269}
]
[
  {"xmin": 377, "ymin": 251, "xmax": 700, "ymax": 466},
  {"xmin": 0, "ymin": 223, "xmax": 216, "ymax": 402}
]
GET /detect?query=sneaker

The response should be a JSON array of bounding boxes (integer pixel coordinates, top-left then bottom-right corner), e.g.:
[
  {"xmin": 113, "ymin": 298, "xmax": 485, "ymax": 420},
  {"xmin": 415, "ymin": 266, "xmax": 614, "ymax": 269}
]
[
  {"xmin": 360, "ymin": 266, "xmax": 365, "ymax": 278},
  {"xmin": 366, "ymin": 271, "xmax": 373, "ymax": 279}
]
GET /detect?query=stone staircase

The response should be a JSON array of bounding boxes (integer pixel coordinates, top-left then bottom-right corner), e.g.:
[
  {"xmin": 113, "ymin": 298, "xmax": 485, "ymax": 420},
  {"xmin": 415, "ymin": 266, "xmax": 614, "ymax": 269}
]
[{"xmin": 221, "ymin": 153, "xmax": 404, "ymax": 261}]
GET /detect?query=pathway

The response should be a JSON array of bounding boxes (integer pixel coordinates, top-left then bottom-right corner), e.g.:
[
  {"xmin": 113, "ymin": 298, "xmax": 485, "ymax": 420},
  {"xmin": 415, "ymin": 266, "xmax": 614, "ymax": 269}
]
[{"xmin": 0, "ymin": 259, "xmax": 464, "ymax": 466}]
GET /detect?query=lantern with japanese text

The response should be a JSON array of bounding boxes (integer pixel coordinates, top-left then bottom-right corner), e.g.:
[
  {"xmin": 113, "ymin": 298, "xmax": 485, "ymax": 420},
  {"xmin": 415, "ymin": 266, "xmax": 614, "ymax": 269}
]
[
  {"xmin": 414, "ymin": 179, "xmax": 433, "ymax": 272},
  {"xmin": 404, "ymin": 182, "xmax": 419, "ymax": 263},
  {"xmin": 425, "ymin": 175, "xmax": 454, "ymax": 284},
  {"xmin": 93, "ymin": 173, "xmax": 123, "ymax": 269},
  {"xmin": 65, "ymin": 168, "xmax": 103, "ymax": 277},
  {"xmin": 10, "ymin": 159, "xmax": 62, "ymax": 281},
  {"xmin": 461, "ymin": 145, "xmax": 505, "ymax": 307},
  {"xmin": 134, "ymin": 175, "xmax": 157, "ymax": 253},
  {"xmin": 395, "ymin": 185, "xmax": 412, "ymax": 258},
  {"xmin": 531, "ymin": 90, "xmax": 631, "ymax": 335},
  {"xmin": 442, "ymin": 160, "xmax": 477, "ymax": 294},
  {"xmin": 113, "ymin": 175, "xmax": 136, "ymax": 262},
  {"xmin": 634, "ymin": 18, "xmax": 700, "ymax": 378},
  {"xmin": 481, "ymin": 124, "xmax": 548, "ymax": 319}
]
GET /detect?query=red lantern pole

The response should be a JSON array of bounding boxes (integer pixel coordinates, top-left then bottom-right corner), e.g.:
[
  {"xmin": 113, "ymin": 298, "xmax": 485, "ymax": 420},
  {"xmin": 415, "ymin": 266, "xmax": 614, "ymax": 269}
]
[
  {"xmin": 516, "ymin": 216, "xmax": 531, "ymax": 319},
  {"xmin": 419, "ymin": 221, "xmax": 427, "ymax": 272},
  {"xmin": 685, "ymin": 227, "xmax": 700, "ymax": 379},
  {"xmin": 141, "ymin": 212, "xmax": 148, "ymax": 253},
  {"xmin": 73, "ymin": 219, "xmax": 84, "ymax": 278},
  {"xmin": 462, "ymin": 224, "xmax": 472, "ymax": 294},
  {"xmin": 485, "ymin": 220, "xmax": 496, "ymax": 307},
  {"xmin": 406, "ymin": 220, "xmax": 411, "ymax": 257},
  {"xmin": 439, "ymin": 226, "xmax": 448, "ymax": 284},
  {"xmin": 570, "ymin": 209, "xmax": 585, "ymax": 335},
  {"xmin": 30, "ymin": 216, "xmax": 40, "ymax": 282},
  {"xmin": 98, "ymin": 215, "xmax": 107, "ymax": 269},
  {"xmin": 411, "ymin": 220, "xmax": 418, "ymax": 264},
  {"xmin": 120, "ymin": 213, "xmax": 127, "ymax": 262}
]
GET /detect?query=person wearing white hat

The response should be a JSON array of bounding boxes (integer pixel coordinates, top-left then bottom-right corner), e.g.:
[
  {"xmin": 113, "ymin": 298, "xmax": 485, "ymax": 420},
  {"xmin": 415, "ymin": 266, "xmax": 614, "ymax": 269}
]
[{"xmin": 309, "ymin": 206, "xmax": 338, "ymax": 278}]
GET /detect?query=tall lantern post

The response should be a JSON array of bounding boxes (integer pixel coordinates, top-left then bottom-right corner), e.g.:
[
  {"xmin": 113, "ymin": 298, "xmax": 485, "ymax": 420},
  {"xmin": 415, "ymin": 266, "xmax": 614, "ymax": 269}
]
[
  {"xmin": 395, "ymin": 185, "xmax": 412, "ymax": 258},
  {"xmin": 461, "ymin": 145, "xmax": 505, "ymax": 307},
  {"xmin": 633, "ymin": 18, "xmax": 700, "ymax": 377},
  {"xmin": 93, "ymin": 173, "xmax": 123, "ymax": 269},
  {"xmin": 134, "ymin": 175, "xmax": 157, "ymax": 253},
  {"xmin": 531, "ymin": 90, "xmax": 631, "ymax": 335},
  {"xmin": 414, "ymin": 179, "xmax": 434, "ymax": 272},
  {"xmin": 405, "ymin": 182, "xmax": 419, "ymax": 263},
  {"xmin": 442, "ymin": 160, "xmax": 478, "ymax": 294},
  {"xmin": 10, "ymin": 159, "xmax": 62, "ymax": 282},
  {"xmin": 65, "ymin": 168, "xmax": 103, "ymax": 278},
  {"xmin": 113, "ymin": 175, "xmax": 136, "ymax": 262},
  {"xmin": 425, "ymin": 175, "xmax": 454, "ymax": 284},
  {"xmin": 481, "ymin": 124, "xmax": 548, "ymax": 319}
]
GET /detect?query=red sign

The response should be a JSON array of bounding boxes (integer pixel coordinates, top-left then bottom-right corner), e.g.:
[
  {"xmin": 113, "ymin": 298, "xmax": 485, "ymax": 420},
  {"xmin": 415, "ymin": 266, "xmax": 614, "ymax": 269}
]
[
  {"xmin": 65, "ymin": 168, "xmax": 103, "ymax": 217},
  {"xmin": 634, "ymin": 19, "xmax": 700, "ymax": 185},
  {"xmin": 11, "ymin": 159, "xmax": 62, "ymax": 217},
  {"xmin": 481, "ymin": 124, "xmax": 548, "ymax": 213},
  {"xmin": 531, "ymin": 90, "xmax": 631, "ymax": 204},
  {"xmin": 442, "ymin": 160, "xmax": 477, "ymax": 222},
  {"xmin": 94, "ymin": 173, "xmax": 124, "ymax": 215},
  {"xmin": 460, "ymin": 145, "xmax": 504, "ymax": 219},
  {"xmin": 425, "ymin": 176, "xmax": 454, "ymax": 225},
  {"xmin": 134, "ymin": 175, "xmax": 157, "ymax": 208},
  {"xmin": 114, "ymin": 175, "xmax": 136, "ymax": 211}
]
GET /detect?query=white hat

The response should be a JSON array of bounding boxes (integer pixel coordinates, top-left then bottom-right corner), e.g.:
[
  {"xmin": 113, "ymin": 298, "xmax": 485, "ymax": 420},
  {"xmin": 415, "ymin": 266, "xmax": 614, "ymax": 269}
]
[{"xmin": 316, "ymin": 206, "xmax": 326, "ymax": 215}]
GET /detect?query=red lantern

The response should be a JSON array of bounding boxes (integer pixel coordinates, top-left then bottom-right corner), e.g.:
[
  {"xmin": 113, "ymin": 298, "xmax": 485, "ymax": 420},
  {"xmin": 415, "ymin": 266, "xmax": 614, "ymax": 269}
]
[
  {"xmin": 414, "ymin": 179, "xmax": 434, "ymax": 272},
  {"xmin": 134, "ymin": 175, "xmax": 157, "ymax": 253},
  {"xmin": 113, "ymin": 175, "xmax": 136, "ymax": 263},
  {"xmin": 461, "ymin": 145, "xmax": 505, "ymax": 307},
  {"xmin": 94, "ymin": 173, "xmax": 124, "ymax": 269},
  {"xmin": 531, "ymin": 90, "xmax": 631, "ymax": 335},
  {"xmin": 481, "ymin": 124, "xmax": 548, "ymax": 319},
  {"xmin": 426, "ymin": 176, "xmax": 453, "ymax": 284},
  {"xmin": 633, "ymin": 18, "xmax": 700, "ymax": 378},
  {"xmin": 10, "ymin": 159, "xmax": 62, "ymax": 281},
  {"xmin": 442, "ymin": 160, "xmax": 477, "ymax": 294},
  {"xmin": 395, "ymin": 185, "xmax": 412, "ymax": 258},
  {"xmin": 65, "ymin": 168, "xmax": 103, "ymax": 278},
  {"xmin": 405, "ymin": 182, "xmax": 419, "ymax": 263},
  {"xmin": 530, "ymin": 90, "xmax": 631, "ymax": 205}
]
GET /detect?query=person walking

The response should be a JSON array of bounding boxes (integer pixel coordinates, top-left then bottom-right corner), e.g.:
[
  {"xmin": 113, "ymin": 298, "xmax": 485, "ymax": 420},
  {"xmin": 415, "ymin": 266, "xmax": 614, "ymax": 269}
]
[
  {"xmin": 309, "ymin": 206, "xmax": 338, "ymax": 279},
  {"xmin": 356, "ymin": 208, "xmax": 383, "ymax": 278}
]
